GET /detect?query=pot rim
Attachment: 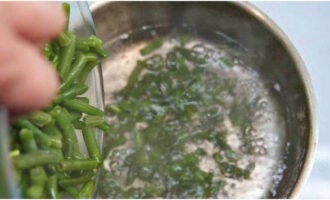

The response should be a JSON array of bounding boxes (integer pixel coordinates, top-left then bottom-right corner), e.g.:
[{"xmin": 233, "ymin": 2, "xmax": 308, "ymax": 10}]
[
  {"xmin": 90, "ymin": 2, "xmax": 318, "ymax": 198},
  {"xmin": 232, "ymin": 2, "xmax": 318, "ymax": 198}
]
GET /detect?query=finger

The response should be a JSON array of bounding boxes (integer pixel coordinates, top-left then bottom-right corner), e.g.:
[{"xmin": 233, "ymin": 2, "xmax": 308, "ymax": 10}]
[
  {"xmin": 0, "ymin": 31, "xmax": 59, "ymax": 113},
  {"xmin": 0, "ymin": 2, "xmax": 65, "ymax": 43}
]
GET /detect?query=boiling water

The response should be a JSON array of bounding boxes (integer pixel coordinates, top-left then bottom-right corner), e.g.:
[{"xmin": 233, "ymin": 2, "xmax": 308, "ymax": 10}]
[{"xmin": 99, "ymin": 30, "xmax": 287, "ymax": 198}]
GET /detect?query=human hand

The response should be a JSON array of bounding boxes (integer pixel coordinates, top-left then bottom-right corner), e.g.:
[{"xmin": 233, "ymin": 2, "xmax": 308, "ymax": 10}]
[{"xmin": 0, "ymin": 2, "xmax": 65, "ymax": 117}]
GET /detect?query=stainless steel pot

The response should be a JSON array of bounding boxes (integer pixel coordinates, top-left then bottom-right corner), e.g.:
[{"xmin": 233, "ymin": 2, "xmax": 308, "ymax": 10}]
[{"xmin": 91, "ymin": 1, "xmax": 317, "ymax": 198}]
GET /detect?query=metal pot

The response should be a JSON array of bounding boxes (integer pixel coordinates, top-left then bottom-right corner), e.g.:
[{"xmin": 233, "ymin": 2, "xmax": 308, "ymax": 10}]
[{"xmin": 91, "ymin": 1, "xmax": 317, "ymax": 198}]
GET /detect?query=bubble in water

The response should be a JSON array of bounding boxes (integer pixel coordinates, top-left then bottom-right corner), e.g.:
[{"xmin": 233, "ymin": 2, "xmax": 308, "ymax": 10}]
[
  {"xmin": 258, "ymin": 146, "xmax": 267, "ymax": 155},
  {"xmin": 245, "ymin": 126, "xmax": 258, "ymax": 137},
  {"xmin": 119, "ymin": 33, "xmax": 130, "ymax": 40},
  {"xmin": 257, "ymin": 98, "xmax": 268, "ymax": 109},
  {"xmin": 256, "ymin": 138, "xmax": 265, "ymax": 146},
  {"xmin": 273, "ymin": 83, "xmax": 281, "ymax": 92},
  {"xmin": 142, "ymin": 25, "xmax": 152, "ymax": 30},
  {"xmin": 234, "ymin": 57, "xmax": 240, "ymax": 65}
]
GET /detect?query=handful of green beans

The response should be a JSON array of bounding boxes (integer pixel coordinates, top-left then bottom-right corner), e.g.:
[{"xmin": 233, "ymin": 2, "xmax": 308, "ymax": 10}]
[{"xmin": 9, "ymin": 3, "xmax": 109, "ymax": 198}]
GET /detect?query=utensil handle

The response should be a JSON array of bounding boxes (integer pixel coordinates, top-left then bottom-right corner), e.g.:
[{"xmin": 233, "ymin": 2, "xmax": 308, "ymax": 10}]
[{"xmin": 0, "ymin": 106, "xmax": 19, "ymax": 198}]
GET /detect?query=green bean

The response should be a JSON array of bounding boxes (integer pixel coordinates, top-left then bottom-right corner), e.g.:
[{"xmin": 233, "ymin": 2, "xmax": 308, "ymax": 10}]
[
  {"xmin": 106, "ymin": 104, "xmax": 121, "ymax": 115},
  {"xmin": 63, "ymin": 186, "xmax": 79, "ymax": 198},
  {"xmin": 19, "ymin": 129, "xmax": 37, "ymax": 152},
  {"xmin": 9, "ymin": 149, "xmax": 20, "ymax": 158},
  {"xmin": 48, "ymin": 135, "xmax": 63, "ymax": 150},
  {"xmin": 26, "ymin": 167, "xmax": 47, "ymax": 198},
  {"xmin": 94, "ymin": 48, "xmax": 107, "ymax": 58},
  {"xmin": 61, "ymin": 52, "xmax": 98, "ymax": 92},
  {"xmin": 47, "ymin": 175, "xmax": 59, "ymax": 199},
  {"xmin": 58, "ymin": 32, "xmax": 76, "ymax": 79},
  {"xmin": 42, "ymin": 120, "xmax": 62, "ymax": 138},
  {"xmin": 15, "ymin": 119, "xmax": 53, "ymax": 147},
  {"xmin": 57, "ymin": 159, "xmax": 98, "ymax": 172},
  {"xmin": 51, "ymin": 55, "xmax": 60, "ymax": 70},
  {"xmin": 62, "ymin": 2, "xmax": 70, "ymax": 30},
  {"xmin": 59, "ymin": 52, "xmax": 88, "ymax": 90},
  {"xmin": 77, "ymin": 36, "xmax": 107, "ymax": 58},
  {"xmin": 13, "ymin": 150, "xmax": 62, "ymax": 169},
  {"xmin": 122, "ymin": 60, "xmax": 145, "ymax": 94},
  {"xmin": 77, "ymin": 61, "xmax": 97, "ymax": 84},
  {"xmin": 19, "ymin": 130, "xmax": 49, "ymax": 198},
  {"xmin": 62, "ymin": 99, "xmax": 104, "ymax": 116},
  {"xmin": 82, "ymin": 125, "xmax": 103, "ymax": 164},
  {"xmin": 76, "ymin": 39, "xmax": 90, "ymax": 51},
  {"xmin": 85, "ymin": 115, "xmax": 104, "ymax": 126},
  {"xmin": 29, "ymin": 111, "xmax": 52, "ymax": 127},
  {"xmin": 60, "ymin": 53, "xmax": 97, "ymax": 91},
  {"xmin": 96, "ymin": 122, "xmax": 111, "ymax": 133},
  {"xmin": 43, "ymin": 43, "xmax": 53, "ymax": 59},
  {"xmin": 85, "ymin": 52, "xmax": 99, "ymax": 62},
  {"xmin": 11, "ymin": 3, "xmax": 108, "ymax": 198},
  {"xmin": 26, "ymin": 185, "xmax": 44, "ymax": 199},
  {"xmin": 57, "ymin": 31, "xmax": 71, "ymax": 47},
  {"xmin": 54, "ymin": 84, "xmax": 88, "ymax": 103},
  {"xmin": 73, "ymin": 121, "xmax": 85, "ymax": 130},
  {"xmin": 62, "ymin": 108, "xmax": 82, "ymax": 122},
  {"xmin": 75, "ymin": 96, "xmax": 90, "ymax": 103},
  {"xmin": 78, "ymin": 181, "xmax": 95, "ymax": 199},
  {"xmin": 87, "ymin": 35, "xmax": 102, "ymax": 47},
  {"xmin": 58, "ymin": 171, "xmax": 94, "ymax": 187},
  {"xmin": 51, "ymin": 106, "xmax": 81, "ymax": 159},
  {"xmin": 140, "ymin": 38, "xmax": 162, "ymax": 56},
  {"xmin": 69, "ymin": 110, "xmax": 83, "ymax": 122}
]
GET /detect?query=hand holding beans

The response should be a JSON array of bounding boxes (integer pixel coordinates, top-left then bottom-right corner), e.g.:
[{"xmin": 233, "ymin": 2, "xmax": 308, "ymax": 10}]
[{"xmin": 0, "ymin": 2, "xmax": 65, "ymax": 115}]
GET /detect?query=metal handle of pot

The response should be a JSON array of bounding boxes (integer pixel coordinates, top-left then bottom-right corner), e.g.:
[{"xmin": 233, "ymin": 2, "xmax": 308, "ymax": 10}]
[{"xmin": 0, "ymin": 106, "xmax": 19, "ymax": 198}]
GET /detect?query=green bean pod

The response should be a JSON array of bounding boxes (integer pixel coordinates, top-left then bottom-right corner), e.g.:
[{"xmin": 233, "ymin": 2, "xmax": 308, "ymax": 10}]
[
  {"xmin": 57, "ymin": 31, "xmax": 71, "ymax": 47},
  {"xmin": 84, "ymin": 115, "xmax": 104, "ymax": 126},
  {"xmin": 26, "ymin": 167, "xmax": 47, "ymax": 198},
  {"xmin": 75, "ymin": 96, "xmax": 90, "ymax": 103},
  {"xmin": 47, "ymin": 175, "xmax": 59, "ymax": 199},
  {"xmin": 62, "ymin": 99, "xmax": 104, "ymax": 116},
  {"xmin": 63, "ymin": 186, "xmax": 79, "ymax": 198},
  {"xmin": 140, "ymin": 38, "xmax": 162, "ymax": 56},
  {"xmin": 58, "ymin": 32, "xmax": 76, "ymax": 79},
  {"xmin": 19, "ymin": 129, "xmax": 38, "ymax": 152},
  {"xmin": 57, "ymin": 159, "xmax": 98, "ymax": 172},
  {"xmin": 13, "ymin": 150, "xmax": 62, "ymax": 169},
  {"xmin": 60, "ymin": 52, "xmax": 98, "ymax": 91},
  {"xmin": 78, "ymin": 181, "xmax": 95, "ymax": 199},
  {"xmin": 54, "ymin": 84, "xmax": 88, "ymax": 103},
  {"xmin": 29, "ymin": 111, "xmax": 52, "ymax": 127},
  {"xmin": 58, "ymin": 171, "xmax": 94, "ymax": 187},
  {"xmin": 15, "ymin": 119, "xmax": 60, "ymax": 148},
  {"xmin": 42, "ymin": 120, "xmax": 62, "ymax": 138},
  {"xmin": 82, "ymin": 125, "xmax": 102, "ymax": 164},
  {"xmin": 51, "ymin": 106, "xmax": 81, "ymax": 159},
  {"xmin": 77, "ymin": 61, "xmax": 97, "ymax": 84},
  {"xmin": 62, "ymin": 2, "xmax": 70, "ymax": 30},
  {"xmin": 96, "ymin": 122, "xmax": 111, "ymax": 133}
]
